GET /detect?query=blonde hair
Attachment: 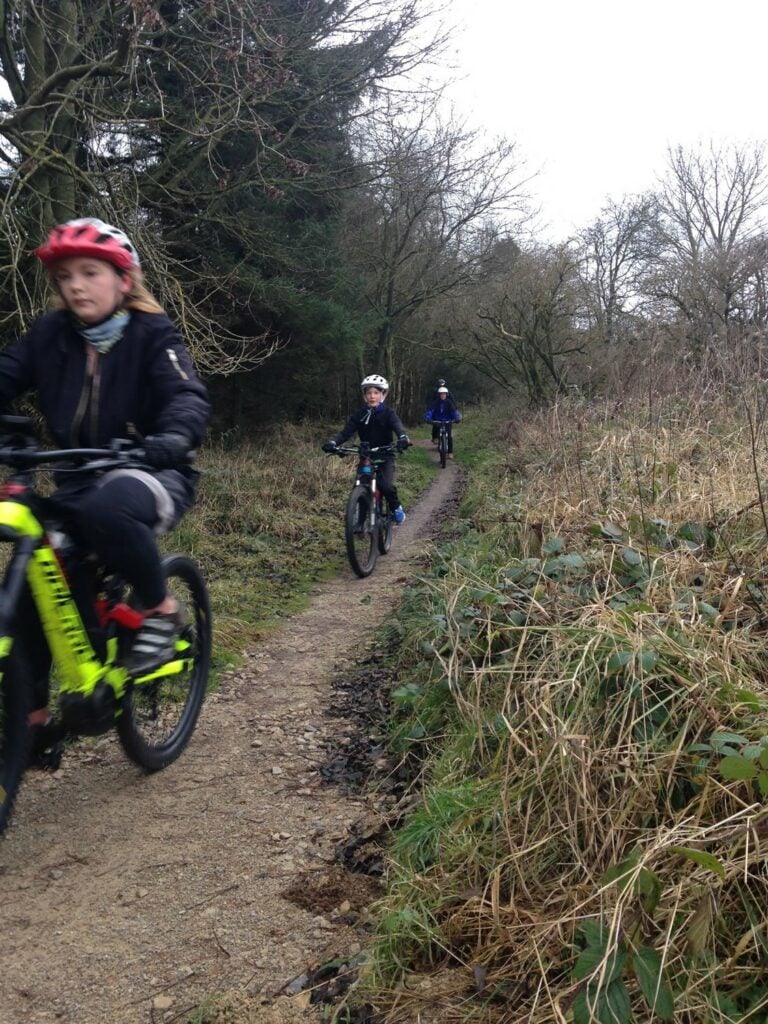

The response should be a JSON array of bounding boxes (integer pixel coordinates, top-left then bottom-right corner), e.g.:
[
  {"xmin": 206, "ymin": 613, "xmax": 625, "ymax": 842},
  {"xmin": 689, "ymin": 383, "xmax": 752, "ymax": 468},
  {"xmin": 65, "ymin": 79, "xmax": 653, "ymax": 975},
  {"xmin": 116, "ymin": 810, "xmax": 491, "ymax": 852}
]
[
  {"xmin": 123, "ymin": 269, "xmax": 164, "ymax": 314},
  {"xmin": 49, "ymin": 267, "xmax": 165, "ymax": 315}
]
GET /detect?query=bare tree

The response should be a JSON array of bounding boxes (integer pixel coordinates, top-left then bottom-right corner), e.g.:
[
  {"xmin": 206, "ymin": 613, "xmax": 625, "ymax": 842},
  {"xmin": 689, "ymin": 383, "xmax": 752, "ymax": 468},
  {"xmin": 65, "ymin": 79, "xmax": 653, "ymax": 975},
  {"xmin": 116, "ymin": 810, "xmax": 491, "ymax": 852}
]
[
  {"xmin": 469, "ymin": 244, "xmax": 584, "ymax": 406},
  {"xmin": 340, "ymin": 91, "xmax": 530, "ymax": 388},
  {"xmin": 0, "ymin": 0, "xmax": 441, "ymax": 372},
  {"xmin": 577, "ymin": 195, "xmax": 655, "ymax": 346},
  {"xmin": 647, "ymin": 142, "xmax": 768, "ymax": 351}
]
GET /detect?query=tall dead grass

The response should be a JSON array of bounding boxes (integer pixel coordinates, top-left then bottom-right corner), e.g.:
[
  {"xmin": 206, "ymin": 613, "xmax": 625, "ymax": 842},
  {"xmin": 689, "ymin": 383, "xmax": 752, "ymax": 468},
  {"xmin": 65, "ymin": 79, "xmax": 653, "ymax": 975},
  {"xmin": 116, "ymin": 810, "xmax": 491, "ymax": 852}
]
[{"xmin": 363, "ymin": 391, "xmax": 768, "ymax": 1023}]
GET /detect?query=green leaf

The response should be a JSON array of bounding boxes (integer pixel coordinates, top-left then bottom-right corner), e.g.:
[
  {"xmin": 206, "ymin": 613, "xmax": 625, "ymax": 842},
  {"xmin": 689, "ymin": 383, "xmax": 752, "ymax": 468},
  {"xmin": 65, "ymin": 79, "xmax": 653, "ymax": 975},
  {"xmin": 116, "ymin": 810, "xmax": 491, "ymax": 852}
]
[
  {"xmin": 636, "ymin": 867, "xmax": 662, "ymax": 912},
  {"xmin": 742, "ymin": 744, "xmax": 763, "ymax": 761},
  {"xmin": 599, "ymin": 521, "xmax": 625, "ymax": 540},
  {"xmin": 638, "ymin": 649, "xmax": 658, "ymax": 673},
  {"xmin": 542, "ymin": 535, "xmax": 565, "ymax": 555},
  {"xmin": 718, "ymin": 755, "xmax": 758, "ymax": 781},
  {"xmin": 606, "ymin": 650, "xmax": 634, "ymax": 674},
  {"xmin": 708, "ymin": 731, "xmax": 749, "ymax": 749},
  {"xmin": 559, "ymin": 552, "xmax": 586, "ymax": 569},
  {"xmin": 677, "ymin": 521, "xmax": 709, "ymax": 545},
  {"xmin": 733, "ymin": 690, "xmax": 762, "ymax": 712},
  {"xmin": 635, "ymin": 946, "xmax": 674, "ymax": 1020},
  {"xmin": 759, "ymin": 746, "xmax": 768, "ymax": 770},
  {"xmin": 669, "ymin": 846, "xmax": 725, "ymax": 877},
  {"xmin": 758, "ymin": 772, "xmax": 768, "ymax": 797},
  {"xmin": 604, "ymin": 978, "xmax": 633, "ymax": 1022},
  {"xmin": 578, "ymin": 919, "xmax": 606, "ymax": 948},
  {"xmin": 573, "ymin": 944, "xmax": 607, "ymax": 981},
  {"xmin": 603, "ymin": 855, "xmax": 638, "ymax": 891},
  {"xmin": 697, "ymin": 602, "xmax": 719, "ymax": 619},
  {"xmin": 620, "ymin": 546, "xmax": 642, "ymax": 566}
]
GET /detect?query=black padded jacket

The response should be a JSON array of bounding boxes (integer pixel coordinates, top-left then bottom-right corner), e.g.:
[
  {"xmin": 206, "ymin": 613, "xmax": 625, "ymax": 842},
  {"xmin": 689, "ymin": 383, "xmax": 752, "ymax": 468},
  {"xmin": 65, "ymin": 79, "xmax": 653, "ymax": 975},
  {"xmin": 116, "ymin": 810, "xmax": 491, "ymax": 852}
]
[
  {"xmin": 332, "ymin": 403, "xmax": 407, "ymax": 449},
  {"xmin": 0, "ymin": 309, "xmax": 210, "ymax": 449}
]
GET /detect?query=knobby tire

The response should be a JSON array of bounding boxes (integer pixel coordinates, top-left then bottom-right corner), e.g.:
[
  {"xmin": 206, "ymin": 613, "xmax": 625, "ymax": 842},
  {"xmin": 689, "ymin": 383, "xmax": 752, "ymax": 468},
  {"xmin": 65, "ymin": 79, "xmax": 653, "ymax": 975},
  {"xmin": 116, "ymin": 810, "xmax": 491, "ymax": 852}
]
[
  {"xmin": 345, "ymin": 484, "xmax": 377, "ymax": 577},
  {"xmin": 0, "ymin": 643, "xmax": 32, "ymax": 835},
  {"xmin": 117, "ymin": 554, "xmax": 211, "ymax": 771},
  {"xmin": 439, "ymin": 429, "xmax": 447, "ymax": 469}
]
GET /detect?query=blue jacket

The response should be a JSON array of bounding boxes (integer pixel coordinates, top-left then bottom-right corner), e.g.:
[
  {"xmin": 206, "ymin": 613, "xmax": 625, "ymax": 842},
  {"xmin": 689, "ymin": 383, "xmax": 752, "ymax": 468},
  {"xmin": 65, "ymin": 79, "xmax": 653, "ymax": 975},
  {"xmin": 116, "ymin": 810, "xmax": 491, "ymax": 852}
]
[{"xmin": 425, "ymin": 397, "xmax": 461, "ymax": 423}]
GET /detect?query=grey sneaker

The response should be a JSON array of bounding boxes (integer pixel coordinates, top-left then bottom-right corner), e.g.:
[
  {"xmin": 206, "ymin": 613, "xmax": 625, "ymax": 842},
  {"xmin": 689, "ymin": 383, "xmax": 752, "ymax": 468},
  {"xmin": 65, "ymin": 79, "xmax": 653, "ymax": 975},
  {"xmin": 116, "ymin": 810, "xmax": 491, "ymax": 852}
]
[{"xmin": 124, "ymin": 602, "xmax": 187, "ymax": 675}]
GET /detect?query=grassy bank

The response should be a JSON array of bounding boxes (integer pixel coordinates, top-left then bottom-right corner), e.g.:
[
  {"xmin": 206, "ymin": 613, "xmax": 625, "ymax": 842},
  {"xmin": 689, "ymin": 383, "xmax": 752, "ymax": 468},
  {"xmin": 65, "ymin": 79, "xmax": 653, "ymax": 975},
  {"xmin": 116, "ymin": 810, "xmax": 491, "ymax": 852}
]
[
  {"xmin": 357, "ymin": 394, "xmax": 768, "ymax": 1023},
  {"xmin": 173, "ymin": 422, "xmax": 434, "ymax": 674}
]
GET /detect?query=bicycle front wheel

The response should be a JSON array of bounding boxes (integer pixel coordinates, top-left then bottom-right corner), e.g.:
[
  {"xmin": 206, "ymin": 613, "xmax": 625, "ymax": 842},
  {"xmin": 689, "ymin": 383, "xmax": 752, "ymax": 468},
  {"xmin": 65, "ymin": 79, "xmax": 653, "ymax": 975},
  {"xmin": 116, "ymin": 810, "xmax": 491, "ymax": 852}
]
[
  {"xmin": 117, "ymin": 554, "xmax": 211, "ymax": 771},
  {"xmin": 0, "ymin": 642, "xmax": 32, "ymax": 835},
  {"xmin": 439, "ymin": 431, "xmax": 447, "ymax": 468},
  {"xmin": 345, "ymin": 484, "xmax": 377, "ymax": 577}
]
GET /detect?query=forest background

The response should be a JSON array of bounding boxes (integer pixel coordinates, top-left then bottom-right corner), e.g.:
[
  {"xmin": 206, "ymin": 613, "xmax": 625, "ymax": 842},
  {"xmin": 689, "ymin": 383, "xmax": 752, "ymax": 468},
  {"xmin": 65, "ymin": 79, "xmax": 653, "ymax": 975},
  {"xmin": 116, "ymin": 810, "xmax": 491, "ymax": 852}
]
[{"xmin": 2, "ymin": 0, "xmax": 766, "ymax": 427}]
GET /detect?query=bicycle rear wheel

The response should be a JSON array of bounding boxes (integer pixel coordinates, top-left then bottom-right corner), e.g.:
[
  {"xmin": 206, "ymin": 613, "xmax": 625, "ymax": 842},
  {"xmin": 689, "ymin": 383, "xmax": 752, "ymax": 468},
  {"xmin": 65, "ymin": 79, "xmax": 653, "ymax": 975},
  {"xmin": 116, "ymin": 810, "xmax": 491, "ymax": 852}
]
[
  {"xmin": 0, "ymin": 643, "xmax": 32, "ymax": 834},
  {"xmin": 439, "ymin": 430, "xmax": 447, "ymax": 468},
  {"xmin": 345, "ymin": 484, "xmax": 377, "ymax": 577},
  {"xmin": 377, "ymin": 500, "xmax": 393, "ymax": 554},
  {"xmin": 117, "ymin": 554, "xmax": 211, "ymax": 771}
]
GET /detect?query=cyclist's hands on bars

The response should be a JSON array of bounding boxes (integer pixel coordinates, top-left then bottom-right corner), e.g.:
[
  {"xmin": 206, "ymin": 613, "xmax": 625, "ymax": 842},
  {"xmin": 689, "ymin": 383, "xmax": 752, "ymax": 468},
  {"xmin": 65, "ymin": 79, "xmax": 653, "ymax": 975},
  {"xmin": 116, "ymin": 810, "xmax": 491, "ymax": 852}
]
[
  {"xmin": 397, "ymin": 434, "xmax": 412, "ymax": 452},
  {"xmin": 322, "ymin": 440, "xmax": 338, "ymax": 453},
  {"xmin": 143, "ymin": 432, "xmax": 191, "ymax": 469}
]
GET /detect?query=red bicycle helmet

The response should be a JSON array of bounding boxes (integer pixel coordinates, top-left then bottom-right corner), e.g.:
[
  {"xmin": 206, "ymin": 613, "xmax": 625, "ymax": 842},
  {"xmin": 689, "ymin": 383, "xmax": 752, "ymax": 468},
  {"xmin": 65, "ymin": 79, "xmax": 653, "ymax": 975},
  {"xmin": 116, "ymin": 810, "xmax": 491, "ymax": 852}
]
[{"xmin": 34, "ymin": 218, "xmax": 140, "ymax": 271}]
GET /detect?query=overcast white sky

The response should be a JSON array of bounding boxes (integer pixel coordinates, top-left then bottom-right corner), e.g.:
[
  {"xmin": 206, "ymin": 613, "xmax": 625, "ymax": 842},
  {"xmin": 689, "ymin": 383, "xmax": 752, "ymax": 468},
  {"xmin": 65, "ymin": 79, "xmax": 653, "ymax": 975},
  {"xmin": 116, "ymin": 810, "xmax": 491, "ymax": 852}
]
[{"xmin": 442, "ymin": 0, "xmax": 768, "ymax": 241}]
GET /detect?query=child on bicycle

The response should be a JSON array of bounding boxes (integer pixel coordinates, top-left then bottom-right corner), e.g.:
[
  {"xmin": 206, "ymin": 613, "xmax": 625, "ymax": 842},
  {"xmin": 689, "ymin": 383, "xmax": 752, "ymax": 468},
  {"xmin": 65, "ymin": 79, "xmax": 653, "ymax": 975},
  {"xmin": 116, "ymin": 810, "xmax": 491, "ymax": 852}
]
[
  {"xmin": 322, "ymin": 374, "xmax": 411, "ymax": 523},
  {"xmin": 0, "ymin": 217, "xmax": 210, "ymax": 744},
  {"xmin": 428, "ymin": 378, "xmax": 451, "ymax": 444},
  {"xmin": 425, "ymin": 386, "xmax": 461, "ymax": 458}
]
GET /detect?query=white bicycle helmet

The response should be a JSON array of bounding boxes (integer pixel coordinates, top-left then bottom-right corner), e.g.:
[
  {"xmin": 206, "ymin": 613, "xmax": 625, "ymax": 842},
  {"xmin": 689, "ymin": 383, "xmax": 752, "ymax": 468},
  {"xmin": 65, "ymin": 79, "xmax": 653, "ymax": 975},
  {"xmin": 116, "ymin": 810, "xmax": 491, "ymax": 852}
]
[
  {"xmin": 438, "ymin": 386, "xmax": 449, "ymax": 394},
  {"xmin": 361, "ymin": 374, "xmax": 389, "ymax": 391}
]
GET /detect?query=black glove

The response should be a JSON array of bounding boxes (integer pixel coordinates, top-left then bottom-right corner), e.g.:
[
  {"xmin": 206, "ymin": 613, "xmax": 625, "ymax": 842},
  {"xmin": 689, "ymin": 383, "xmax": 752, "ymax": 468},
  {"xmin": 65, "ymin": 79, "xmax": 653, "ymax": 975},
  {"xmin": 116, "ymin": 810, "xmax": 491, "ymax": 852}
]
[
  {"xmin": 397, "ymin": 434, "xmax": 411, "ymax": 452},
  {"xmin": 143, "ymin": 432, "xmax": 192, "ymax": 469},
  {"xmin": 322, "ymin": 440, "xmax": 338, "ymax": 453}
]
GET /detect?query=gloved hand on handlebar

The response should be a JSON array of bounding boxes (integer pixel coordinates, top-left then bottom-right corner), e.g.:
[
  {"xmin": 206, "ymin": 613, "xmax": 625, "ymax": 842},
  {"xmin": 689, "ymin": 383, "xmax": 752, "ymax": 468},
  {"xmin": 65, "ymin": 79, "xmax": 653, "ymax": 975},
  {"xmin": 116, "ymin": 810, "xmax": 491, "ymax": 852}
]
[
  {"xmin": 143, "ymin": 432, "xmax": 192, "ymax": 469},
  {"xmin": 397, "ymin": 434, "xmax": 411, "ymax": 452},
  {"xmin": 322, "ymin": 440, "xmax": 338, "ymax": 453}
]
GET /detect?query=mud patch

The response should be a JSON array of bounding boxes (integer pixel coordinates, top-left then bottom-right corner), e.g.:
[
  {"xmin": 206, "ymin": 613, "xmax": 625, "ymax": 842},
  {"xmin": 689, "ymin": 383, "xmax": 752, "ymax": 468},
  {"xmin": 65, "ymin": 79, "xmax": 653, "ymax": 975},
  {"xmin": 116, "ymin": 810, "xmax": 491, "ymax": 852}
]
[{"xmin": 282, "ymin": 863, "xmax": 382, "ymax": 916}]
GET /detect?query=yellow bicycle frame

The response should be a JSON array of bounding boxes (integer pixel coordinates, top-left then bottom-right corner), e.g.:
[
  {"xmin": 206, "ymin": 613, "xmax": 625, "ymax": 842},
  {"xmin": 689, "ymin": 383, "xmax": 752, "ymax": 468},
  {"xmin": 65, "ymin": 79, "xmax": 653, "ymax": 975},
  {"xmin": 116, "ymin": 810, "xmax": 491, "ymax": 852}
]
[{"xmin": 0, "ymin": 497, "xmax": 189, "ymax": 703}]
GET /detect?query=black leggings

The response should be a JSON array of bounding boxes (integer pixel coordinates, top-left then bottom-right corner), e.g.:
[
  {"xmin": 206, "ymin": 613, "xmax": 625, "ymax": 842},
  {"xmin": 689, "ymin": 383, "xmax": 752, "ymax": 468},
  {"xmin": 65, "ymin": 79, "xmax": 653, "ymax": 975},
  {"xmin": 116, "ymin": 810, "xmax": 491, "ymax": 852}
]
[{"xmin": 376, "ymin": 458, "xmax": 400, "ymax": 510}]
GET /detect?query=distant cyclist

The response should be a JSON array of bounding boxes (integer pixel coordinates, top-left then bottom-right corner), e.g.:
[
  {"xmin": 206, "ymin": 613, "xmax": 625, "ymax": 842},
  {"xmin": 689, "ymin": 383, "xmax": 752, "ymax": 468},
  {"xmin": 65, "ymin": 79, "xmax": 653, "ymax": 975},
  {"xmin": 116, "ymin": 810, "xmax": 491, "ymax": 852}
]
[
  {"xmin": 322, "ymin": 374, "xmax": 411, "ymax": 523},
  {"xmin": 425, "ymin": 386, "xmax": 461, "ymax": 459},
  {"xmin": 428, "ymin": 378, "xmax": 452, "ymax": 444}
]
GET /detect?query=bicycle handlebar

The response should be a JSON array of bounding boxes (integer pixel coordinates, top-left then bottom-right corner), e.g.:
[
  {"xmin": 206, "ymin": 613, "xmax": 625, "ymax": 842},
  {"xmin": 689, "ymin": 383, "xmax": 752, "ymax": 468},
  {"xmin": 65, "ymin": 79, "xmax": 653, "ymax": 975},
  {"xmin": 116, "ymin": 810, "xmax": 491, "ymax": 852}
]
[
  {"xmin": 328, "ymin": 442, "xmax": 398, "ymax": 458},
  {"xmin": 0, "ymin": 443, "xmax": 154, "ymax": 473}
]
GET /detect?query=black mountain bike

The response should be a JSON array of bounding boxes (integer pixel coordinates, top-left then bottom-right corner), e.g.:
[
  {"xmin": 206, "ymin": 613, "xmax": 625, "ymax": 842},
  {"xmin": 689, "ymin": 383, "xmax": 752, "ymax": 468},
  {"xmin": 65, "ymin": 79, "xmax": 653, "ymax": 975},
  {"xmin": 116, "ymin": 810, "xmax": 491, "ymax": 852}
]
[
  {"xmin": 435, "ymin": 419, "xmax": 452, "ymax": 468},
  {"xmin": 328, "ymin": 442, "xmax": 399, "ymax": 578},
  {"xmin": 0, "ymin": 417, "xmax": 212, "ymax": 835}
]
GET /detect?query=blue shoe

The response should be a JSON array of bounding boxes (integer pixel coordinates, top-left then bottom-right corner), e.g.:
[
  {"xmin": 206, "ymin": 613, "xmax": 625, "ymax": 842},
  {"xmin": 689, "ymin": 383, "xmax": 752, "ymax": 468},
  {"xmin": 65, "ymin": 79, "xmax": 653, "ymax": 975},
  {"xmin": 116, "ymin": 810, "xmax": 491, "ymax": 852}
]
[{"xmin": 392, "ymin": 505, "xmax": 406, "ymax": 525}]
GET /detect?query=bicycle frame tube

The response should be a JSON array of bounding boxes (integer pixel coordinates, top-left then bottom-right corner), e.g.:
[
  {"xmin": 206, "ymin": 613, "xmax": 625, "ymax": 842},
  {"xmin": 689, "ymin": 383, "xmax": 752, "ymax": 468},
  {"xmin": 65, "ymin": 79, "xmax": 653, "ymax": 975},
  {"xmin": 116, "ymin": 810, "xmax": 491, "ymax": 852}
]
[{"xmin": 0, "ymin": 495, "xmax": 131, "ymax": 701}]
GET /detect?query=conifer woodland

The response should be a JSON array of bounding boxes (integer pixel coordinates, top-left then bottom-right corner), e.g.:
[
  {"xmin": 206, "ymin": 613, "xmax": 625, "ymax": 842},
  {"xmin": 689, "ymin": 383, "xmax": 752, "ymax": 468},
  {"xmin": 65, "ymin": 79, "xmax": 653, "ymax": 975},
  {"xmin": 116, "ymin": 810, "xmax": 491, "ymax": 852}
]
[{"xmin": 4, "ymin": 3, "xmax": 768, "ymax": 1022}]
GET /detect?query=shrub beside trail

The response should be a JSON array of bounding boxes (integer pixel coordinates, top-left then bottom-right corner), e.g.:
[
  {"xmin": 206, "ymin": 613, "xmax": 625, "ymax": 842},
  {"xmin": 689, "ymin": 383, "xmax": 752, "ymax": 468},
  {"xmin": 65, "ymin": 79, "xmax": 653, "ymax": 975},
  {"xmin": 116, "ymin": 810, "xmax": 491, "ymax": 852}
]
[{"xmin": 359, "ymin": 401, "xmax": 768, "ymax": 1023}]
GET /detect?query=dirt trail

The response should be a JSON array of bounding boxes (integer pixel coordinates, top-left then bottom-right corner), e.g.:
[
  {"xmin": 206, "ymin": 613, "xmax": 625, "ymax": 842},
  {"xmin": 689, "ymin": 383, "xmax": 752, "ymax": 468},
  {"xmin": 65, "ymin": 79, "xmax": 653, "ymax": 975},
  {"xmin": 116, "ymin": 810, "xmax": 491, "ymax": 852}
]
[{"xmin": 0, "ymin": 448, "xmax": 460, "ymax": 1024}]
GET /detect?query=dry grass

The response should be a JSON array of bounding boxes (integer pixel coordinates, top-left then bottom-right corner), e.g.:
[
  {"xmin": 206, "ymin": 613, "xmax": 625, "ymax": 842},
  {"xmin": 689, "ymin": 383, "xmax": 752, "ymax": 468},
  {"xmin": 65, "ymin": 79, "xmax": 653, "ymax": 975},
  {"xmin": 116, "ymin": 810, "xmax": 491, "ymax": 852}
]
[{"xmin": 362, "ymin": 391, "xmax": 768, "ymax": 1023}]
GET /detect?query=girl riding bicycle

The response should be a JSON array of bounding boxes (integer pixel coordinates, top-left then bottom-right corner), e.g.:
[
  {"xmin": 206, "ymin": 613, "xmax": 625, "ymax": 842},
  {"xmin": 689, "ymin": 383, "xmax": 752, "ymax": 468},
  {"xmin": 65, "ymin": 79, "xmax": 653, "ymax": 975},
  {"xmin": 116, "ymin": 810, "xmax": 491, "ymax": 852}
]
[
  {"xmin": 323, "ymin": 374, "xmax": 411, "ymax": 522},
  {"xmin": 0, "ymin": 217, "xmax": 210, "ymax": 750},
  {"xmin": 425, "ymin": 386, "xmax": 461, "ymax": 458}
]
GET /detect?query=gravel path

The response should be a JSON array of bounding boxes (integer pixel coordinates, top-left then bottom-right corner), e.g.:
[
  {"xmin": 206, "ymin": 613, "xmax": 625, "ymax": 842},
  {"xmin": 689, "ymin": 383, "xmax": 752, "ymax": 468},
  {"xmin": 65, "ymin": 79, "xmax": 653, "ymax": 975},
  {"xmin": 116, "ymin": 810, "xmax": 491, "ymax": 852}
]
[{"xmin": 0, "ymin": 448, "xmax": 460, "ymax": 1024}]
